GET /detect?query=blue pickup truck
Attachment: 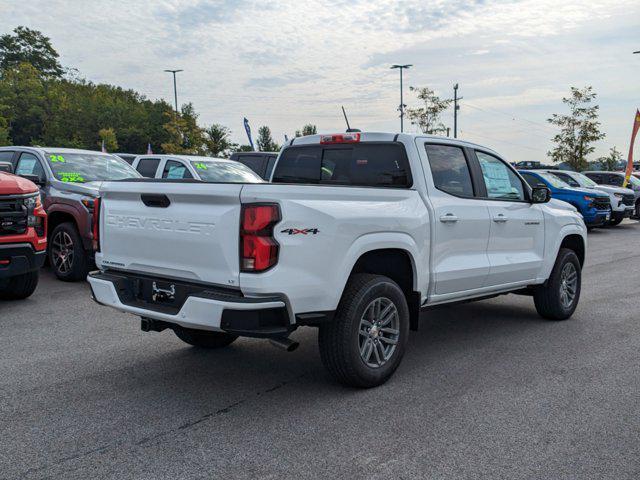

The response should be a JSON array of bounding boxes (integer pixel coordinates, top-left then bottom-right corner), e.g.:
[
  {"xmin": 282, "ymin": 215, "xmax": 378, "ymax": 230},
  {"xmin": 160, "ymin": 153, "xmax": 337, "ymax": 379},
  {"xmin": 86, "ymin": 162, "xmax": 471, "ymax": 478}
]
[{"xmin": 519, "ymin": 170, "xmax": 611, "ymax": 227}]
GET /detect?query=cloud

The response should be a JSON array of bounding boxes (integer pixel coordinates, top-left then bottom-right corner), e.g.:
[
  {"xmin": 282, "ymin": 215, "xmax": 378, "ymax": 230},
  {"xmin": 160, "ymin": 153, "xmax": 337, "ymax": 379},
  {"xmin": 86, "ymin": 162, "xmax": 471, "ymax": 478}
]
[{"xmin": 245, "ymin": 72, "xmax": 320, "ymax": 89}]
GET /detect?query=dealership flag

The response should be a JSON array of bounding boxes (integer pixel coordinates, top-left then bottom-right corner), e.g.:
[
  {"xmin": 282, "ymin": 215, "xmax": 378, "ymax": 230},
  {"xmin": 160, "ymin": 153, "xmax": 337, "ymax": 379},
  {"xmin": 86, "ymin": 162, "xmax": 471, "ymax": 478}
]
[
  {"xmin": 624, "ymin": 109, "xmax": 640, "ymax": 188},
  {"xmin": 101, "ymin": 139, "xmax": 106, "ymax": 153},
  {"xmin": 147, "ymin": 143, "xmax": 153, "ymax": 155},
  {"xmin": 243, "ymin": 117, "xmax": 255, "ymax": 151}
]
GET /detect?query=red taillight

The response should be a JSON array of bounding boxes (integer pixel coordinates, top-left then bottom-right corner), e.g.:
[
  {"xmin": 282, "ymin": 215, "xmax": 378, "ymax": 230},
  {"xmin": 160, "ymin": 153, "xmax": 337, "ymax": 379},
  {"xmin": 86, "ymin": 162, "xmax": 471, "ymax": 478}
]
[
  {"xmin": 92, "ymin": 197, "xmax": 100, "ymax": 251},
  {"xmin": 240, "ymin": 204, "xmax": 280, "ymax": 272},
  {"xmin": 320, "ymin": 133, "xmax": 361, "ymax": 144}
]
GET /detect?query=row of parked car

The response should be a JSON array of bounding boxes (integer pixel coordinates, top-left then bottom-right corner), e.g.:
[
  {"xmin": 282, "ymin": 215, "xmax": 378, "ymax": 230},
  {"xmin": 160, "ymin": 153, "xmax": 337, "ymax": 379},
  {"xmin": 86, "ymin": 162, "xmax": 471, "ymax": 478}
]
[{"xmin": 0, "ymin": 142, "xmax": 638, "ymax": 299}]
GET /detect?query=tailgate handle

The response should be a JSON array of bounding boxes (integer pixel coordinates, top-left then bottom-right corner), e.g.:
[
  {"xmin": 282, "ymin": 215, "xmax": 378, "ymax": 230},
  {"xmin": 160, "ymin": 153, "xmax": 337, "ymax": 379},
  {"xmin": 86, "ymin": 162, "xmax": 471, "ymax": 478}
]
[{"xmin": 141, "ymin": 194, "xmax": 170, "ymax": 208}]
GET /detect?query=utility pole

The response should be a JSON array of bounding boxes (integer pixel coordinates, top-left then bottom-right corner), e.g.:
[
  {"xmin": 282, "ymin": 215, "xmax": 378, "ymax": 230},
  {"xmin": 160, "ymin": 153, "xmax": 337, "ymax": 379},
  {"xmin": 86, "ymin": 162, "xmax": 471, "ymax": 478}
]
[
  {"xmin": 391, "ymin": 64, "xmax": 412, "ymax": 132},
  {"xmin": 164, "ymin": 69, "xmax": 183, "ymax": 113},
  {"xmin": 453, "ymin": 83, "xmax": 462, "ymax": 139}
]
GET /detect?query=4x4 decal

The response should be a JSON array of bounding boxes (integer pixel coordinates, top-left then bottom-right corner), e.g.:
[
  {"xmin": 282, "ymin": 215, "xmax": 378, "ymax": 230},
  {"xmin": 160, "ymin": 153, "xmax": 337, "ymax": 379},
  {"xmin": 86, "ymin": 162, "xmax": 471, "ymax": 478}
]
[{"xmin": 281, "ymin": 228, "xmax": 319, "ymax": 235}]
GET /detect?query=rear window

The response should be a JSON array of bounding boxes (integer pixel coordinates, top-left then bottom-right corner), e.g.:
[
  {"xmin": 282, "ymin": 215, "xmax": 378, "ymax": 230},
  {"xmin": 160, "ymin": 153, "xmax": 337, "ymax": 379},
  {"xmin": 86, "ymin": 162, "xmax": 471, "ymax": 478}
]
[
  {"xmin": 236, "ymin": 155, "xmax": 266, "ymax": 176},
  {"xmin": 272, "ymin": 143, "xmax": 412, "ymax": 188}
]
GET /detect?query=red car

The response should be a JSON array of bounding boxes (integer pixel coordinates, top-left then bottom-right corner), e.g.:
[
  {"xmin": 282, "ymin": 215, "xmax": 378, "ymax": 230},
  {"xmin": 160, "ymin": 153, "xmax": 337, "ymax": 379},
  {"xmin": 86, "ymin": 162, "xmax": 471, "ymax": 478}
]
[{"xmin": 0, "ymin": 172, "xmax": 47, "ymax": 299}]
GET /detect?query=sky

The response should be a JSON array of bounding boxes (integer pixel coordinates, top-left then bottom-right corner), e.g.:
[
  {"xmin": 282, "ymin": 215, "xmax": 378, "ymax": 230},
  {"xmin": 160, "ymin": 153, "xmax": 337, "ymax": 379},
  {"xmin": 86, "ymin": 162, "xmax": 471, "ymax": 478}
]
[{"xmin": 2, "ymin": 0, "xmax": 639, "ymax": 162}]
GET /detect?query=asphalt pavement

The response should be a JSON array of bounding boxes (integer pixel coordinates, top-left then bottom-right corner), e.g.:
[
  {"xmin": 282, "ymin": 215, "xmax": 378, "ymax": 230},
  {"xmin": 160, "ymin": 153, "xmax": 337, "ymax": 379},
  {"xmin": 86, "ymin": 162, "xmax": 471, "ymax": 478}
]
[{"xmin": 2, "ymin": 220, "xmax": 640, "ymax": 479}]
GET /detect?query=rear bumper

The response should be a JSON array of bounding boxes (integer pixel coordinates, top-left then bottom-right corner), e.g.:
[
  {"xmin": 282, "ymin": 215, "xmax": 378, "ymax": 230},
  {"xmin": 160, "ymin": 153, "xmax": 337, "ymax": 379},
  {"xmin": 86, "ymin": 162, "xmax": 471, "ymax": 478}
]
[
  {"xmin": 87, "ymin": 270, "xmax": 292, "ymax": 337},
  {"xmin": 0, "ymin": 243, "xmax": 46, "ymax": 279}
]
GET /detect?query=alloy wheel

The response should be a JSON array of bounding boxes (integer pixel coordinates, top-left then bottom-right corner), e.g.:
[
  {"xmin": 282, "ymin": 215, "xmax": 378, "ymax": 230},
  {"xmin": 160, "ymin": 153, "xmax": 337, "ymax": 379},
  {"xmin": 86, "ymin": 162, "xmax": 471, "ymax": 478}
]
[
  {"xmin": 559, "ymin": 262, "xmax": 578, "ymax": 309},
  {"xmin": 51, "ymin": 231, "xmax": 74, "ymax": 275},
  {"xmin": 358, "ymin": 297, "xmax": 400, "ymax": 368}
]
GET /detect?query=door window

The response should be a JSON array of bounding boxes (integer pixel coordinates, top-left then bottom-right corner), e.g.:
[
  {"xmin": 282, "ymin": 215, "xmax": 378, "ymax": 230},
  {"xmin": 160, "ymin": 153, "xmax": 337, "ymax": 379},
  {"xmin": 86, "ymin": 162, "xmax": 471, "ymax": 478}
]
[
  {"xmin": 15, "ymin": 153, "xmax": 45, "ymax": 180},
  {"xmin": 136, "ymin": 158, "xmax": 160, "ymax": 178},
  {"xmin": 237, "ymin": 155, "xmax": 265, "ymax": 176},
  {"xmin": 475, "ymin": 151, "xmax": 525, "ymax": 201},
  {"xmin": 424, "ymin": 144, "xmax": 474, "ymax": 197},
  {"xmin": 520, "ymin": 173, "xmax": 546, "ymax": 188},
  {"xmin": 607, "ymin": 174, "xmax": 624, "ymax": 187},
  {"xmin": 162, "ymin": 160, "xmax": 193, "ymax": 179}
]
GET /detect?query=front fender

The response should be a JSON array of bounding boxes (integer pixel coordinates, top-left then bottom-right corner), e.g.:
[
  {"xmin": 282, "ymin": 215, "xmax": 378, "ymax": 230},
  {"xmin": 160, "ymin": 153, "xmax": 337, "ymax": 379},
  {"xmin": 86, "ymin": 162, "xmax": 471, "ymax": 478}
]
[{"xmin": 539, "ymin": 223, "xmax": 587, "ymax": 281}]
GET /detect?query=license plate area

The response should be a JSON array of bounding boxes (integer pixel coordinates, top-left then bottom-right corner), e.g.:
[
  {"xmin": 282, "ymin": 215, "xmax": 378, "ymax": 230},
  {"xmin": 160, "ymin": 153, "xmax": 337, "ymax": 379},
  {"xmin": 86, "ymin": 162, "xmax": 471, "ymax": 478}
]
[{"xmin": 96, "ymin": 270, "xmax": 244, "ymax": 315}]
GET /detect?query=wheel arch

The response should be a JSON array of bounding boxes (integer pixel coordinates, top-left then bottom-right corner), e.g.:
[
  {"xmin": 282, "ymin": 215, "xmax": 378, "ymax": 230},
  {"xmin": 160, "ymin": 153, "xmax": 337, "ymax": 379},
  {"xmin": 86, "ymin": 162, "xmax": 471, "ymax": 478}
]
[{"xmin": 338, "ymin": 235, "xmax": 424, "ymax": 331}]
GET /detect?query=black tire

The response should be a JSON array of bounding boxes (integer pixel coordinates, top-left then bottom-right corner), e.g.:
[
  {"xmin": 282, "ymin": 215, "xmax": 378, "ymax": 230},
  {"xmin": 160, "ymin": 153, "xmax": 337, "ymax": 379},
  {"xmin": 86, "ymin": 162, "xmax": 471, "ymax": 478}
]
[
  {"xmin": 534, "ymin": 248, "xmax": 581, "ymax": 320},
  {"xmin": 608, "ymin": 216, "xmax": 623, "ymax": 226},
  {"xmin": 635, "ymin": 201, "xmax": 640, "ymax": 219},
  {"xmin": 174, "ymin": 327, "xmax": 238, "ymax": 349},
  {"xmin": 318, "ymin": 274, "xmax": 410, "ymax": 388},
  {"xmin": 49, "ymin": 222, "xmax": 90, "ymax": 282},
  {"xmin": 0, "ymin": 270, "xmax": 39, "ymax": 300}
]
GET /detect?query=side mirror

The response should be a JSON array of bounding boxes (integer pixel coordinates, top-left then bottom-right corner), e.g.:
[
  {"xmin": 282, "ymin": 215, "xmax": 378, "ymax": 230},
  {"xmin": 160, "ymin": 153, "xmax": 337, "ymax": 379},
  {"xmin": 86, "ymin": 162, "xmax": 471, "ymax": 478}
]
[
  {"xmin": 0, "ymin": 161, "xmax": 12, "ymax": 173},
  {"xmin": 19, "ymin": 174, "xmax": 45, "ymax": 187},
  {"xmin": 531, "ymin": 186, "xmax": 551, "ymax": 204}
]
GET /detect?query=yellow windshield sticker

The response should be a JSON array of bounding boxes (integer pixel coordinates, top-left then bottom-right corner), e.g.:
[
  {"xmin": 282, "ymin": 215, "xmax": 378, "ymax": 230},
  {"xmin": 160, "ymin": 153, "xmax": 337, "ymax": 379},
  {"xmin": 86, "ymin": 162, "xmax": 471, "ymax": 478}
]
[
  {"xmin": 50, "ymin": 155, "xmax": 65, "ymax": 163},
  {"xmin": 58, "ymin": 172, "xmax": 85, "ymax": 183},
  {"xmin": 194, "ymin": 162, "xmax": 208, "ymax": 170}
]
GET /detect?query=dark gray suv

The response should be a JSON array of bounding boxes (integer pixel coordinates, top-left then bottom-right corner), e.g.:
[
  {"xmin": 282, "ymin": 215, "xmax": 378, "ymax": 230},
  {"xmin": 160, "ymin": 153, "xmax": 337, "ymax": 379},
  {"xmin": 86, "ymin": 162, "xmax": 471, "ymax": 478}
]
[{"xmin": 0, "ymin": 147, "xmax": 140, "ymax": 281}]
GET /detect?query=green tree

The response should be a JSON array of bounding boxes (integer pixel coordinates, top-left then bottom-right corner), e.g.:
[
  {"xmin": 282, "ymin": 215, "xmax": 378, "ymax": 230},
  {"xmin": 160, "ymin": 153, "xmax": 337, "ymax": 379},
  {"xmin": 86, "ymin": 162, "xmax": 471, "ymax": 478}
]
[
  {"xmin": 295, "ymin": 124, "xmax": 317, "ymax": 137},
  {"xmin": 0, "ymin": 117, "xmax": 11, "ymax": 146},
  {"xmin": 406, "ymin": 86, "xmax": 452, "ymax": 135},
  {"xmin": 204, "ymin": 124, "xmax": 237, "ymax": 157},
  {"xmin": 548, "ymin": 86, "xmax": 605, "ymax": 171},
  {"xmin": 161, "ymin": 103, "xmax": 206, "ymax": 155},
  {"xmin": 0, "ymin": 26, "xmax": 63, "ymax": 77},
  {"xmin": 256, "ymin": 125, "xmax": 279, "ymax": 151},
  {"xmin": 234, "ymin": 144, "xmax": 254, "ymax": 152},
  {"xmin": 98, "ymin": 127, "xmax": 118, "ymax": 152},
  {"xmin": 597, "ymin": 146, "xmax": 623, "ymax": 171},
  {"xmin": 0, "ymin": 62, "xmax": 47, "ymax": 145}
]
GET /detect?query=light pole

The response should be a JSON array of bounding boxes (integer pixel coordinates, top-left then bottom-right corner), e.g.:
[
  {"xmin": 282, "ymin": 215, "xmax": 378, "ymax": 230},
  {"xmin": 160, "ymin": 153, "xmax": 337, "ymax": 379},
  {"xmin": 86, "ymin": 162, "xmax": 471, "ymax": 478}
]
[
  {"xmin": 391, "ymin": 64, "xmax": 412, "ymax": 132},
  {"xmin": 164, "ymin": 69, "xmax": 183, "ymax": 113},
  {"xmin": 453, "ymin": 83, "xmax": 462, "ymax": 139}
]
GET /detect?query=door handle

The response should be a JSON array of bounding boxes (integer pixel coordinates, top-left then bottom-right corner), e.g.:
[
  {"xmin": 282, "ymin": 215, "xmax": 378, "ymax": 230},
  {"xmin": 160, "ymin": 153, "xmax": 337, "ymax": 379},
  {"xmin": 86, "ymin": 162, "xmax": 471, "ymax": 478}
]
[
  {"xmin": 439, "ymin": 214, "xmax": 459, "ymax": 223},
  {"xmin": 493, "ymin": 214, "xmax": 508, "ymax": 223}
]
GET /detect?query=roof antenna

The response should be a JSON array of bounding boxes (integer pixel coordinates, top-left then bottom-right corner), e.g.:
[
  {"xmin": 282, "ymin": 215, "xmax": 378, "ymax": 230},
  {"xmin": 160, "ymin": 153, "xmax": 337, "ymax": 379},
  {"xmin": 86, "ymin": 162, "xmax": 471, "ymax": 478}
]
[{"xmin": 342, "ymin": 106, "xmax": 360, "ymax": 133}]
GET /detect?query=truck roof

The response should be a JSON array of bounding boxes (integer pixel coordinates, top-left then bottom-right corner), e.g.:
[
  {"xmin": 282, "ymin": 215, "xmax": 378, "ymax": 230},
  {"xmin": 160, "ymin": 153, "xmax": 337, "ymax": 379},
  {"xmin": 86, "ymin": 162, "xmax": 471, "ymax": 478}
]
[{"xmin": 288, "ymin": 132, "xmax": 500, "ymax": 156}]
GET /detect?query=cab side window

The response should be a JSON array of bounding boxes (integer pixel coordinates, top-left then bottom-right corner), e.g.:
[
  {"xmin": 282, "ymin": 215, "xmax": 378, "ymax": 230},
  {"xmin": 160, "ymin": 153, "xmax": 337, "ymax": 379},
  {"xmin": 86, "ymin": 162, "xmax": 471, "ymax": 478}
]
[
  {"xmin": 162, "ymin": 160, "xmax": 193, "ymax": 179},
  {"xmin": 520, "ymin": 173, "xmax": 546, "ymax": 189},
  {"xmin": 607, "ymin": 174, "xmax": 624, "ymax": 187},
  {"xmin": 475, "ymin": 151, "xmax": 525, "ymax": 201},
  {"xmin": 424, "ymin": 144, "xmax": 474, "ymax": 197},
  {"xmin": 553, "ymin": 172, "xmax": 579, "ymax": 187},
  {"xmin": 136, "ymin": 158, "xmax": 160, "ymax": 178},
  {"xmin": 15, "ymin": 152, "xmax": 46, "ymax": 180}
]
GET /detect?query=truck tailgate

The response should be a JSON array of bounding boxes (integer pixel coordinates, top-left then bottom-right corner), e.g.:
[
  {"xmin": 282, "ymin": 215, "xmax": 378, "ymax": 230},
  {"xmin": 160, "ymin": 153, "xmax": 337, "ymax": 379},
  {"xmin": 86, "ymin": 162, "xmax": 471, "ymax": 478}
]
[{"xmin": 96, "ymin": 181, "xmax": 242, "ymax": 287}]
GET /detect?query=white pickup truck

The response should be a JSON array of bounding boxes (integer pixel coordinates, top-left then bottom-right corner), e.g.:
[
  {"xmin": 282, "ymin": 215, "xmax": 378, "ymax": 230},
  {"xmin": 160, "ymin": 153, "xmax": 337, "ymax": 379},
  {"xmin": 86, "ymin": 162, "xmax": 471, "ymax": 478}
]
[{"xmin": 88, "ymin": 132, "xmax": 587, "ymax": 387}]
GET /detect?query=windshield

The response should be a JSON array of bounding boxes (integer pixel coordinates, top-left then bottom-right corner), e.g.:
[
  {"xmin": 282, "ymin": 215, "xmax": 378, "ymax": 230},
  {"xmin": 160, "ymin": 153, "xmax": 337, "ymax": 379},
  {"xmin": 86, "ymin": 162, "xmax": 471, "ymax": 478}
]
[
  {"xmin": 45, "ymin": 152, "xmax": 140, "ymax": 183},
  {"xmin": 538, "ymin": 172, "xmax": 570, "ymax": 188},
  {"xmin": 628, "ymin": 175, "xmax": 640, "ymax": 187},
  {"xmin": 190, "ymin": 160, "xmax": 263, "ymax": 183}
]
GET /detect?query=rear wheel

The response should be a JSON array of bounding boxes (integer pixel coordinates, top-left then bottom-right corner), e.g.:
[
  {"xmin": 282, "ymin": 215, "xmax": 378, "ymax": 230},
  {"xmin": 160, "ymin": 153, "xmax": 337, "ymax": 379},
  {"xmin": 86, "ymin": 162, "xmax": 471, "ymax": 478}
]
[
  {"xmin": 318, "ymin": 274, "xmax": 410, "ymax": 388},
  {"xmin": 534, "ymin": 248, "xmax": 581, "ymax": 320},
  {"xmin": 49, "ymin": 222, "xmax": 89, "ymax": 282},
  {"xmin": 0, "ymin": 270, "xmax": 39, "ymax": 300},
  {"xmin": 174, "ymin": 328, "xmax": 238, "ymax": 349}
]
